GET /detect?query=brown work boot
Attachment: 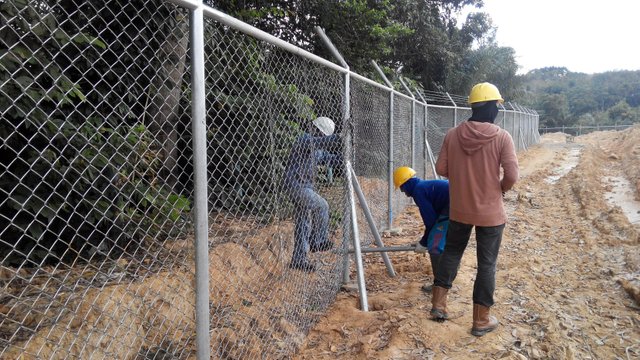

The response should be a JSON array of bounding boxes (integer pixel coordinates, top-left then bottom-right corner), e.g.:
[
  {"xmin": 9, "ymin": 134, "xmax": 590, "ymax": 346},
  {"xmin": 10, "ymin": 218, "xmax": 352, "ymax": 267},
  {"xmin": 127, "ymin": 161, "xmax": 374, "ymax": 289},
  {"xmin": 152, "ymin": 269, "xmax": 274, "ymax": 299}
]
[
  {"xmin": 430, "ymin": 286, "xmax": 449, "ymax": 321},
  {"xmin": 471, "ymin": 304, "xmax": 499, "ymax": 336}
]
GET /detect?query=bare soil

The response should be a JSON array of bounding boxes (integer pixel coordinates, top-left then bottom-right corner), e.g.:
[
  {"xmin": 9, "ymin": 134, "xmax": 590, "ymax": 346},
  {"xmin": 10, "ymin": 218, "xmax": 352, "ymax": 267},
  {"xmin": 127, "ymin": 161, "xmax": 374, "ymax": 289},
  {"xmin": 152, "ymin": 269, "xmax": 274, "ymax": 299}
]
[
  {"xmin": 3, "ymin": 127, "xmax": 639, "ymax": 359},
  {"xmin": 295, "ymin": 127, "xmax": 640, "ymax": 360}
]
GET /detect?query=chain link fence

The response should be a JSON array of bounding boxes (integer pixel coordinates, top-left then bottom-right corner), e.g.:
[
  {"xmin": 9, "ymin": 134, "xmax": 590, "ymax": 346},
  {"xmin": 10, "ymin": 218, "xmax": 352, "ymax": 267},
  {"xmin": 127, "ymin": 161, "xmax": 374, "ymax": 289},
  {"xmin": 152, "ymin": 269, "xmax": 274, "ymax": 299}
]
[
  {"xmin": 539, "ymin": 124, "xmax": 635, "ymax": 136},
  {"xmin": 0, "ymin": 1, "xmax": 539, "ymax": 358}
]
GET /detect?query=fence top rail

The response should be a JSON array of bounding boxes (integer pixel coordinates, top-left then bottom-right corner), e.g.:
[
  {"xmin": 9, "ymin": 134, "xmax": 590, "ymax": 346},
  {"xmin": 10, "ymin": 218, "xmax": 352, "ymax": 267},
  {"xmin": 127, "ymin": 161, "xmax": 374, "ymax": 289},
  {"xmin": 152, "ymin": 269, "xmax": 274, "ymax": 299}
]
[
  {"xmin": 167, "ymin": 0, "xmax": 536, "ymax": 113},
  {"xmin": 171, "ymin": 0, "xmax": 422, "ymax": 103}
]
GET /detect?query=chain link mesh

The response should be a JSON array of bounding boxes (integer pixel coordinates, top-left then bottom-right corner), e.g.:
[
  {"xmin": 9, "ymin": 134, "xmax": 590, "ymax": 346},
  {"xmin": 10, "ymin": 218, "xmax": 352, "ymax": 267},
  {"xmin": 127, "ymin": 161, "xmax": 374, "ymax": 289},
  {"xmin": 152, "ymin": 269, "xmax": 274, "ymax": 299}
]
[
  {"xmin": 351, "ymin": 78, "xmax": 390, "ymax": 245},
  {"xmin": 1, "ymin": 1, "xmax": 196, "ymax": 358},
  {"xmin": 0, "ymin": 1, "xmax": 540, "ymax": 358}
]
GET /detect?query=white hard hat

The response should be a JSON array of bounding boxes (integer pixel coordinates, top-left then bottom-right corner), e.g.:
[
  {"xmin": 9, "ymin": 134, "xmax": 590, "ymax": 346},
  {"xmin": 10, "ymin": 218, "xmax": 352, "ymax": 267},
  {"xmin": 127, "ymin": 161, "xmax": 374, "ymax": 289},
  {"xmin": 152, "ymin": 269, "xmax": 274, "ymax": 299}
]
[{"xmin": 312, "ymin": 116, "xmax": 335, "ymax": 136}]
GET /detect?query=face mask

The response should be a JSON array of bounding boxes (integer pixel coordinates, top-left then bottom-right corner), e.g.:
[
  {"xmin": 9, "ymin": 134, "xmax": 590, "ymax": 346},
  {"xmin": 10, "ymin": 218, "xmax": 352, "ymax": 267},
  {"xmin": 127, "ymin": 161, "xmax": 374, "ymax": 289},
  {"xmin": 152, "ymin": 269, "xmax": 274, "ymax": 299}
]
[{"xmin": 470, "ymin": 101, "xmax": 499, "ymax": 123}]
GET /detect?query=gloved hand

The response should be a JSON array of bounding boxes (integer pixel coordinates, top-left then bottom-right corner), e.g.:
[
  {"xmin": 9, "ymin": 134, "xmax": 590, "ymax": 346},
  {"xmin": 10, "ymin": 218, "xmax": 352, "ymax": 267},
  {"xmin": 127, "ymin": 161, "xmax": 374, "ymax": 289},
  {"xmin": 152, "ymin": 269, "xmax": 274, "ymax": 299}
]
[{"xmin": 415, "ymin": 241, "xmax": 428, "ymax": 254}]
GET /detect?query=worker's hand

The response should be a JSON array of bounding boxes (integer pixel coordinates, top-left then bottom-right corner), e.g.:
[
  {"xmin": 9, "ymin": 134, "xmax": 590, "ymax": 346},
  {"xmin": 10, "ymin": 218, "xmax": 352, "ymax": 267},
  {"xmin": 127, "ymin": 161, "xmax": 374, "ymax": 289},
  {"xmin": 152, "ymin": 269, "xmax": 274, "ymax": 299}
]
[{"xmin": 415, "ymin": 242, "xmax": 428, "ymax": 254}]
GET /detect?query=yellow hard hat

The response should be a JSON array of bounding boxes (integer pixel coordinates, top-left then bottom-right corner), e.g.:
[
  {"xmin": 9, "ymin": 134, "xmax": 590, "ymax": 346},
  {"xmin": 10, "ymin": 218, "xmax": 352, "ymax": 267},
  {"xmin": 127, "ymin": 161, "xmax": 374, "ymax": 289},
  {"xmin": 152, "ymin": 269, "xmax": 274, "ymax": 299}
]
[
  {"xmin": 468, "ymin": 82, "xmax": 504, "ymax": 105},
  {"xmin": 393, "ymin": 166, "xmax": 416, "ymax": 189}
]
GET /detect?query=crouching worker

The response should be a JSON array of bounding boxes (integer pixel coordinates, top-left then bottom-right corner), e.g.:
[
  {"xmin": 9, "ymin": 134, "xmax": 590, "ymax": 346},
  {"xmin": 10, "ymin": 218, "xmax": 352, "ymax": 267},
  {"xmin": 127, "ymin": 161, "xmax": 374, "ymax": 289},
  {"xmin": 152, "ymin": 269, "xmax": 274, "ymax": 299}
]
[
  {"xmin": 284, "ymin": 117, "xmax": 342, "ymax": 272},
  {"xmin": 393, "ymin": 166, "xmax": 449, "ymax": 292}
]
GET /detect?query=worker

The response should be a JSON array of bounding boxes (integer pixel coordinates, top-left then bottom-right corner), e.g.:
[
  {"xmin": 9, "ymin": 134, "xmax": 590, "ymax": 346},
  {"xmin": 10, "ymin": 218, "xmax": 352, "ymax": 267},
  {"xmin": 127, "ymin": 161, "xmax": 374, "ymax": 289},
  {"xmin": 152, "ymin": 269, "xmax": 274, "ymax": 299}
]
[
  {"xmin": 431, "ymin": 82, "xmax": 519, "ymax": 336},
  {"xmin": 283, "ymin": 117, "xmax": 342, "ymax": 272},
  {"xmin": 393, "ymin": 166, "xmax": 449, "ymax": 292}
]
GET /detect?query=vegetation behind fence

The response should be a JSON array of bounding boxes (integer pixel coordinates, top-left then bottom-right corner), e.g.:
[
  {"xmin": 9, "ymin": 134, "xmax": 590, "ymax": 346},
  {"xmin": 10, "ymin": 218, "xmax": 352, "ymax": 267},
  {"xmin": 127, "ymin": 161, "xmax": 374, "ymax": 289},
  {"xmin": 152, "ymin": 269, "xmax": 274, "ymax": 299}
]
[{"xmin": 0, "ymin": 1, "xmax": 538, "ymax": 358}]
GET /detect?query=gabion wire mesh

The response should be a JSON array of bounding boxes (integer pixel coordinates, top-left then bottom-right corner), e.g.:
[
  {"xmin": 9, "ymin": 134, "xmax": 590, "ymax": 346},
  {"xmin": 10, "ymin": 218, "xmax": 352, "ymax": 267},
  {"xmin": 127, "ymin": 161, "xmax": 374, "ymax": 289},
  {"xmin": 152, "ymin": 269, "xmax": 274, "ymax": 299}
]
[{"xmin": 0, "ymin": 1, "xmax": 540, "ymax": 359}]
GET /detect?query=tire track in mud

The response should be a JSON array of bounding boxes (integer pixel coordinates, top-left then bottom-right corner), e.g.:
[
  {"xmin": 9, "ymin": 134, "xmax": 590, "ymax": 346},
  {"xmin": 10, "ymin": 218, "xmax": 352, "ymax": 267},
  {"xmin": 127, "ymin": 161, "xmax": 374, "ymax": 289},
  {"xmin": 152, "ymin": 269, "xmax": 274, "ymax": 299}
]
[{"xmin": 503, "ymin": 140, "xmax": 640, "ymax": 359}]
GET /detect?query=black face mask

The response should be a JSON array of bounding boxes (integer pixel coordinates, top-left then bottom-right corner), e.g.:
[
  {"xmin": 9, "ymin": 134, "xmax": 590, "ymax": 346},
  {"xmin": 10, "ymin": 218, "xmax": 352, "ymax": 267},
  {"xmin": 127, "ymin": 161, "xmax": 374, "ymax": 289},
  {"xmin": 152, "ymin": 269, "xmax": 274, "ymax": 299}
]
[{"xmin": 469, "ymin": 101, "xmax": 499, "ymax": 123}]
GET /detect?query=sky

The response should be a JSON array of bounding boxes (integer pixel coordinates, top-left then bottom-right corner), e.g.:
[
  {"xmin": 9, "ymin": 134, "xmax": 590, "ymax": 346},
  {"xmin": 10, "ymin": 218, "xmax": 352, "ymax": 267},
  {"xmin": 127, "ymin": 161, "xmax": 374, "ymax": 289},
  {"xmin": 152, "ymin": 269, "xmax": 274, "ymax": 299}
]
[{"xmin": 460, "ymin": 0, "xmax": 640, "ymax": 74}]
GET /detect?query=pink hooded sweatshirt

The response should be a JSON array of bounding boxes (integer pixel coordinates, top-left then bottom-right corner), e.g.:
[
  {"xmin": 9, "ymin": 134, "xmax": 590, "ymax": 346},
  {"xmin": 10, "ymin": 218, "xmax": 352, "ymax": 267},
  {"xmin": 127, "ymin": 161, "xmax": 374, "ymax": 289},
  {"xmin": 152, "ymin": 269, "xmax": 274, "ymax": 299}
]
[{"xmin": 435, "ymin": 121, "xmax": 519, "ymax": 226}]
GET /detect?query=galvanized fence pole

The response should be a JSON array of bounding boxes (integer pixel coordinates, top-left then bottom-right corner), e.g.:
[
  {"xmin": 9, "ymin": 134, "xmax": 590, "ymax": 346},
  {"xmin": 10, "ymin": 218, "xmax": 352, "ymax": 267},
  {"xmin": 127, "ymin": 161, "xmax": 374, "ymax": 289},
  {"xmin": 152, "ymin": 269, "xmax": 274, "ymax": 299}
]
[
  {"xmin": 371, "ymin": 61, "xmax": 396, "ymax": 230},
  {"xmin": 349, "ymin": 166, "xmax": 396, "ymax": 277},
  {"xmin": 446, "ymin": 92, "xmax": 457, "ymax": 127},
  {"xmin": 313, "ymin": 27, "xmax": 353, "ymax": 285},
  {"xmin": 0, "ymin": 1, "xmax": 543, "ymax": 356},
  {"xmin": 342, "ymin": 70, "xmax": 352, "ymax": 284},
  {"xmin": 388, "ymin": 92, "xmax": 395, "ymax": 229},
  {"xmin": 188, "ymin": 2, "xmax": 210, "ymax": 359},
  {"xmin": 345, "ymin": 161, "xmax": 368, "ymax": 311}
]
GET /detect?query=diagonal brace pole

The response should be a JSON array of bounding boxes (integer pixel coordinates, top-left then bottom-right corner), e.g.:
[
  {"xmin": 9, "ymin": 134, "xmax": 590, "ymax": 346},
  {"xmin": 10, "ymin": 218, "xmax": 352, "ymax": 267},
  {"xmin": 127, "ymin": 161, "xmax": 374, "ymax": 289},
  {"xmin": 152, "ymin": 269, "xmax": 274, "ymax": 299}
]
[{"xmin": 348, "ymin": 163, "xmax": 396, "ymax": 277}]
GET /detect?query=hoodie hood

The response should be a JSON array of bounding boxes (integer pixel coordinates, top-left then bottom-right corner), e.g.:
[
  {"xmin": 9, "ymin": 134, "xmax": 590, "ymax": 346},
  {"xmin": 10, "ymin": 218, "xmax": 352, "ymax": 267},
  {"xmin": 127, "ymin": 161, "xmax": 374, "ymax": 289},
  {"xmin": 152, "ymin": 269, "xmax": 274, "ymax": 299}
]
[{"xmin": 456, "ymin": 121, "xmax": 500, "ymax": 155}]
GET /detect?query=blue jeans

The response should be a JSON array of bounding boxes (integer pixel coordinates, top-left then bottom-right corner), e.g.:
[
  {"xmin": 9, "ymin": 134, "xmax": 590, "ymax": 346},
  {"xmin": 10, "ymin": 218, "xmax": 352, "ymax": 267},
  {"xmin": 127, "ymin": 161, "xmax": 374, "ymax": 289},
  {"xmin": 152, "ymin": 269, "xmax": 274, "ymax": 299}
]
[
  {"xmin": 434, "ymin": 220, "xmax": 505, "ymax": 307},
  {"xmin": 290, "ymin": 187, "xmax": 329, "ymax": 263}
]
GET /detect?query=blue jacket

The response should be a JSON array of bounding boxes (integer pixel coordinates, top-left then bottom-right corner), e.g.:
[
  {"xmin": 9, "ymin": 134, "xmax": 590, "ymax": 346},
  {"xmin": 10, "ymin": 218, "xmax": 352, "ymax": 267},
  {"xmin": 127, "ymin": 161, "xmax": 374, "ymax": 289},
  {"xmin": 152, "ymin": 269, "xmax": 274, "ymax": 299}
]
[
  {"xmin": 283, "ymin": 133, "xmax": 341, "ymax": 192},
  {"xmin": 400, "ymin": 178, "xmax": 450, "ymax": 244}
]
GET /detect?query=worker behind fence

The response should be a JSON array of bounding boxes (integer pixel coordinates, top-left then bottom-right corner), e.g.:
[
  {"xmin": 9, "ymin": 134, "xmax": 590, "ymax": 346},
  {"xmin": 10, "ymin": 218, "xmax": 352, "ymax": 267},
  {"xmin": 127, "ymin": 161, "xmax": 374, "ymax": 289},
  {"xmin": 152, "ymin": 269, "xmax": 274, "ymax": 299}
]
[
  {"xmin": 284, "ymin": 117, "xmax": 342, "ymax": 272},
  {"xmin": 393, "ymin": 166, "xmax": 449, "ymax": 293},
  {"xmin": 431, "ymin": 82, "xmax": 519, "ymax": 337}
]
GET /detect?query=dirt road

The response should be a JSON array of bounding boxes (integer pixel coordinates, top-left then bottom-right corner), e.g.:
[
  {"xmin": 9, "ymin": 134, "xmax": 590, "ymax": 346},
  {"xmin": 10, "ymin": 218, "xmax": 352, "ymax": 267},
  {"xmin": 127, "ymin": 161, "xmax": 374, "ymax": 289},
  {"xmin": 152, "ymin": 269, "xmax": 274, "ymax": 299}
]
[{"xmin": 295, "ymin": 128, "xmax": 640, "ymax": 359}]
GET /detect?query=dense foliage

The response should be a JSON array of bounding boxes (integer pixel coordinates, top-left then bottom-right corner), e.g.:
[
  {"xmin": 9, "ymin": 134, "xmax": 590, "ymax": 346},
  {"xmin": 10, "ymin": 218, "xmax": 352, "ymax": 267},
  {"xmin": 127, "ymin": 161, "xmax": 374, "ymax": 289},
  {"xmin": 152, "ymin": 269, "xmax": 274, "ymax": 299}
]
[
  {"xmin": 0, "ymin": 0, "xmax": 191, "ymax": 266},
  {"xmin": 520, "ymin": 67, "xmax": 640, "ymax": 127},
  {"xmin": 208, "ymin": 0, "xmax": 522, "ymax": 99},
  {"xmin": 13, "ymin": 0, "xmax": 634, "ymax": 268}
]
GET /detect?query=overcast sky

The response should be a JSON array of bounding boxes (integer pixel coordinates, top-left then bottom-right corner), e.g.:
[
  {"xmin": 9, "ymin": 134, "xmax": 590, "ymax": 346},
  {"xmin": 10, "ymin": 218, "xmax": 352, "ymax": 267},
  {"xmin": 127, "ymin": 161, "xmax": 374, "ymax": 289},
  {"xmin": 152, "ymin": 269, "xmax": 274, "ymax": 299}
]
[{"xmin": 462, "ymin": 0, "xmax": 640, "ymax": 74}]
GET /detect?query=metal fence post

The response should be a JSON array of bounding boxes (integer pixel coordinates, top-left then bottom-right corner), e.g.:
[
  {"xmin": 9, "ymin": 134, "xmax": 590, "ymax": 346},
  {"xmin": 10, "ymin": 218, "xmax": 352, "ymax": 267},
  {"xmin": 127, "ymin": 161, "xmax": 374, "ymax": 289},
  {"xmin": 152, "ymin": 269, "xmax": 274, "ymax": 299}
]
[
  {"xmin": 345, "ymin": 161, "xmax": 368, "ymax": 311},
  {"xmin": 446, "ymin": 92, "xmax": 457, "ymax": 127},
  {"xmin": 370, "ymin": 61, "xmax": 395, "ymax": 230},
  {"xmin": 189, "ymin": 3, "xmax": 210, "ymax": 359},
  {"xmin": 388, "ymin": 92, "xmax": 395, "ymax": 229},
  {"xmin": 0, "ymin": 2, "xmax": 543, "ymax": 356},
  {"xmin": 313, "ymin": 26, "xmax": 353, "ymax": 285}
]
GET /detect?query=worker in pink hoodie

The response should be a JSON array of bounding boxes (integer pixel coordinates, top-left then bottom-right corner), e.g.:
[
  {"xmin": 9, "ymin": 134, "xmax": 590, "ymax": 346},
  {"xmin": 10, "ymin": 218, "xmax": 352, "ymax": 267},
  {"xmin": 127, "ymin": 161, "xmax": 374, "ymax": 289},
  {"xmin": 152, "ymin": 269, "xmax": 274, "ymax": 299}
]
[{"xmin": 430, "ymin": 83, "xmax": 519, "ymax": 337}]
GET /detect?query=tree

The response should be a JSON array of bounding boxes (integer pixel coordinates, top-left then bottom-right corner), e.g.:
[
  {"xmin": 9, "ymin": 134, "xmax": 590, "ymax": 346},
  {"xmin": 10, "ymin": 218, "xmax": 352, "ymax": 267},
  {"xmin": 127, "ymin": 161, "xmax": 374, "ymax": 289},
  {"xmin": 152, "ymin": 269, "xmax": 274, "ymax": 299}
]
[
  {"xmin": 607, "ymin": 100, "xmax": 638, "ymax": 124},
  {"xmin": 540, "ymin": 94, "xmax": 570, "ymax": 127},
  {"xmin": 388, "ymin": 0, "xmax": 488, "ymax": 92},
  {"xmin": 0, "ymin": 0, "xmax": 191, "ymax": 266}
]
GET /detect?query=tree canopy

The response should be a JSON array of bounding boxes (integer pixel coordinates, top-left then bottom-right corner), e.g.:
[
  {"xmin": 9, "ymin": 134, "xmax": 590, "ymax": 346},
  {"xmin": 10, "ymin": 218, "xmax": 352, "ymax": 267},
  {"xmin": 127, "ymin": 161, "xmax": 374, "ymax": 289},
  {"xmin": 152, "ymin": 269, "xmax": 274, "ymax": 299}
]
[
  {"xmin": 208, "ymin": 0, "xmax": 521, "ymax": 97},
  {"xmin": 521, "ymin": 67, "xmax": 640, "ymax": 127}
]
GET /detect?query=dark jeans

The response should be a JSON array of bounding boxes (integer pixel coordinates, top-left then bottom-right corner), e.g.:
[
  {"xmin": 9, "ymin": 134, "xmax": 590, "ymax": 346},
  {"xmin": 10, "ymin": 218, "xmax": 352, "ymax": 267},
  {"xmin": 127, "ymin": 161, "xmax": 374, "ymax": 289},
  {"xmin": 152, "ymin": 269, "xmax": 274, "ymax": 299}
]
[
  {"xmin": 429, "ymin": 253, "xmax": 441, "ymax": 278},
  {"xmin": 290, "ymin": 188, "xmax": 329, "ymax": 263},
  {"xmin": 434, "ymin": 220, "xmax": 505, "ymax": 307}
]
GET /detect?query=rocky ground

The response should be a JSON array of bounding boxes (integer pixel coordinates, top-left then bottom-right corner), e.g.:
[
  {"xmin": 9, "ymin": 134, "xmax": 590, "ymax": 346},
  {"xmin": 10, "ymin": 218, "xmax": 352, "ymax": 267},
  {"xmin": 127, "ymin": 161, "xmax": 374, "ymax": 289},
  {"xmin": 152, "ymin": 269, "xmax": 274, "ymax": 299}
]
[{"xmin": 295, "ymin": 128, "xmax": 640, "ymax": 360}]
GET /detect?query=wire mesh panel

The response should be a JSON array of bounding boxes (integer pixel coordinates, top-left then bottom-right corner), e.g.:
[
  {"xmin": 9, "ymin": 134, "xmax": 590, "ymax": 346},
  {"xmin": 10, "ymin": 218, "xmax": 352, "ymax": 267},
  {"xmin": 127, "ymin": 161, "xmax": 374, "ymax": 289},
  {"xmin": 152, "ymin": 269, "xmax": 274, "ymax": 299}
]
[
  {"xmin": 495, "ymin": 109, "xmax": 507, "ymax": 129},
  {"xmin": 202, "ymin": 21, "xmax": 347, "ymax": 358},
  {"xmin": 504, "ymin": 111, "xmax": 516, "ymax": 147},
  {"xmin": 0, "ymin": 1, "xmax": 540, "ymax": 358},
  {"xmin": 391, "ymin": 96, "xmax": 414, "ymax": 224},
  {"xmin": 413, "ymin": 104, "xmax": 425, "ymax": 180},
  {"xmin": 457, "ymin": 108, "xmax": 472, "ymax": 125},
  {"xmin": 351, "ymin": 78, "xmax": 390, "ymax": 241},
  {"xmin": 513, "ymin": 113, "xmax": 522, "ymax": 150},
  {"xmin": 1, "ymin": 1, "xmax": 197, "ymax": 358},
  {"xmin": 425, "ymin": 106, "xmax": 454, "ymax": 160}
]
